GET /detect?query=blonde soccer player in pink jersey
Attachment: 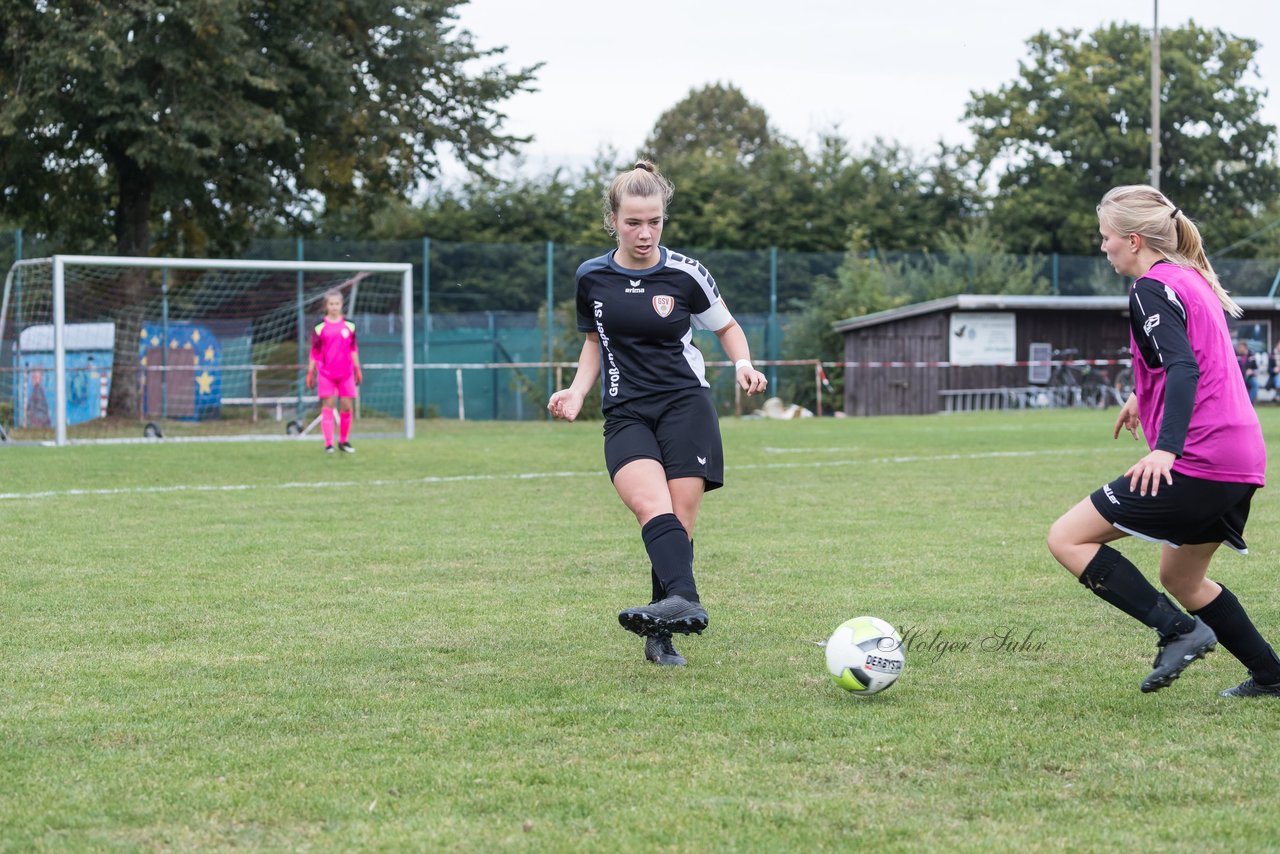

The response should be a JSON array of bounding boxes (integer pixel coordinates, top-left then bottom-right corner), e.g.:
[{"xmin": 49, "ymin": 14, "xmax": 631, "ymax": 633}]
[
  {"xmin": 1048, "ymin": 185, "xmax": 1279, "ymax": 698},
  {"xmin": 306, "ymin": 290, "xmax": 362, "ymax": 454}
]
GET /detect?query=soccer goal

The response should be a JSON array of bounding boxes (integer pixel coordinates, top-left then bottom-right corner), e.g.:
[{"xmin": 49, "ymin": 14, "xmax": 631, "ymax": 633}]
[{"xmin": 0, "ymin": 255, "xmax": 415, "ymax": 445}]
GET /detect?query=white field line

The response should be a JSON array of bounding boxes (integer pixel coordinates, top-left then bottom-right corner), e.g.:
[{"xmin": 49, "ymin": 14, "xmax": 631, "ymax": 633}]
[{"xmin": 0, "ymin": 449, "xmax": 1070, "ymax": 503}]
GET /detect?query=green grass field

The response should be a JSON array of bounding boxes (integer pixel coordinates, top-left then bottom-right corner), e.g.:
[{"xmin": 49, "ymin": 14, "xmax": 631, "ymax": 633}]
[{"xmin": 3, "ymin": 410, "xmax": 1279, "ymax": 851}]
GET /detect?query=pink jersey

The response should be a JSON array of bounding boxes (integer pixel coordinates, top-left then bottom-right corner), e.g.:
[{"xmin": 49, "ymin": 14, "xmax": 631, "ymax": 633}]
[
  {"xmin": 1130, "ymin": 263, "xmax": 1266, "ymax": 486},
  {"xmin": 310, "ymin": 317, "xmax": 359, "ymax": 380}
]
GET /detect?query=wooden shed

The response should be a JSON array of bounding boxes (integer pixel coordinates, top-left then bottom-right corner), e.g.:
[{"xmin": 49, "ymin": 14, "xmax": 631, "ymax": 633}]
[{"xmin": 831, "ymin": 295, "xmax": 1280, "ymax": 416}]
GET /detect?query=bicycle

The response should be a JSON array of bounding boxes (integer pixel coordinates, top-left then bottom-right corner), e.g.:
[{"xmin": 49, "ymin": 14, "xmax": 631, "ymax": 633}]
[
  {"xmin": 1111, "ymin": 346, "xmax": 1135, "ymax": 405},
  {"xmin": 1048, "ymin": 348, "xmax": 1127, "ymax": 409}
]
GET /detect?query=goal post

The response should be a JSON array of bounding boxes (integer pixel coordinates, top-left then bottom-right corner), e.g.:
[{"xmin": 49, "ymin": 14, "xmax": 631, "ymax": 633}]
[{"xmin": 1, "ymin": 255, "xmax": 415, "ymax": 445}]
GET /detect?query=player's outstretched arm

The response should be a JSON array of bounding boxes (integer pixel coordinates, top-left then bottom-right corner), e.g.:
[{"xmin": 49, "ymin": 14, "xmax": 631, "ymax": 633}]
[
  {"xmin": 548, "ymin": 335, "xmax": 601, "ymax": 422},
  {"xmin": 1113, "ymin": 393, "xmax": 1139, "ymax": 440},
  {"xmin": 714, "ymin": 319, "xmax": 767, "ymax": 395}
]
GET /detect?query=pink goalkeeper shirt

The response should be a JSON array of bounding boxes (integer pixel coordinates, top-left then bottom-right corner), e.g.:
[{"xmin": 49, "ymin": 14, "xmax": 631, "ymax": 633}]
[{"xmin": 310, "ymin": 317, "xmax": 359, "ymax": 380}]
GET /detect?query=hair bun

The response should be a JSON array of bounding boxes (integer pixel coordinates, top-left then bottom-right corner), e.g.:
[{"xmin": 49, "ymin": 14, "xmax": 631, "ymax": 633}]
[{"xmin": 634, "ymin": 161, "xmax": 655, "ymax": 173}]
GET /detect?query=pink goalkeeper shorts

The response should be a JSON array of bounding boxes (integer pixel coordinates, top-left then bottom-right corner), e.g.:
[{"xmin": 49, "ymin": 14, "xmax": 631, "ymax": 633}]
[{"xmin": 317, "ymin": 374, "xmax": 357, "ymax": 399}]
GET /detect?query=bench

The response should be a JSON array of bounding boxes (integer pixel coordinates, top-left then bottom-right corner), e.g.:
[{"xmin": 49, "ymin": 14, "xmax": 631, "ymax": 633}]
[
  {"xmin": 222, "ymin": 395, "xmax": 318, "ymax": 421},
  {"xmin": 938, "ymin": 387, "xmax": 1079, "ymax": 412}
]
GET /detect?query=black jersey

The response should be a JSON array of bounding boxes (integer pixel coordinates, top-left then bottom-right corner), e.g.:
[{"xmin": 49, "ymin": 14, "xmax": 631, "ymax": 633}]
[{"xmin": 575, "ymin": 247, "xmax": 733, "ymax": 410}]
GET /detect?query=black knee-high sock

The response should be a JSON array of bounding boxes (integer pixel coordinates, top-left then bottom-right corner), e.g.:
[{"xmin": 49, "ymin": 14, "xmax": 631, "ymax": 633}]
[
  {"xmin": 1192, "ymin": 585, "xmax": 1280, "ymax": 684},
  {"xmin": 1079, "ymin": 545, "xmax": 1195, "ymax": 637},
  {"xmin": 642, "ymin": 514, "xmax": 696, "ymax": 602},
  {"xmin": 654, "ymin": 537, "xmax": 694, "ymax": 603}
]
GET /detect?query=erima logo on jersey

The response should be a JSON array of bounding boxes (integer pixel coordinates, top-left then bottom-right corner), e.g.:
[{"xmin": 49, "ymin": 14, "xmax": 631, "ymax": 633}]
[
  {"xmin": 652, "ymin": 295, "xmax": 674, "ymax": 317},
  {"xmin": 1143, "ymin": 314, "xmax": 1160, "ymax": 335},
  {"xmin": 697, "ymin": 455, "xmax": 707, "ymax": 465},
  {"xmin": 625, "ymin": 279, "xmax": 645, "ymax": 293}
]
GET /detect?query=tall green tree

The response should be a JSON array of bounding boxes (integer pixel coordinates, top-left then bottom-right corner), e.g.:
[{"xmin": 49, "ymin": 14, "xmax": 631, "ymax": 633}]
[
  {"xmin": 779, "ymin": 229, "xmax": 892, "ymax": 409},
  {"xmin": 882, "ymin": 222, "xmax": 1051, "ymax": 302},
  {"xmin": 0, "ymin": 0, "xmax": 536, "ymax": 414},
  {"xmin": 640, "ymin": 84, "xmax": 977, "ymax": 253},
  {"xmin": 806, "ymin": 136, "xmax": 976, "ymax": 253},
  {"xmin": 643, "ymin": 82, "xmax": 772, "ymax": 167},
  {"xmin": 966, "ymin": 22, "xmax": 1280, "ymax": 255},
  {"xmin": 639, "ymin": 83, "xmax": 786, "ymax": 249}
]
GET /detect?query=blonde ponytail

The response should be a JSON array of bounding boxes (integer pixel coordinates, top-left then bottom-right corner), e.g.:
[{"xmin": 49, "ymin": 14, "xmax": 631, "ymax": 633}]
[{"xmin": 1098, "ymin": 186, "xmax": 1241, "ymax": 317}]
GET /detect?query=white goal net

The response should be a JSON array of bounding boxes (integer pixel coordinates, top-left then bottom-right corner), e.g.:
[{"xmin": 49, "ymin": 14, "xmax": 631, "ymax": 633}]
[{"xmin": 1, "ymin": 255, "xmax": 415, "ymax": 445}]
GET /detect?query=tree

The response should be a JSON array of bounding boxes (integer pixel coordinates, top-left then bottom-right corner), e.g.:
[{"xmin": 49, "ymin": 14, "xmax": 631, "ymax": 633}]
[
  {"xmin": 780, "ymin": 229, "xmax": 895, "ymax": 408},
  {"xmin": 643, "ymin": 82, "xmax": 772, "ymax": 167},
  {"xmin": 966, "ymin": 22, "xmax": 1280, "ymax": 256},
  {"xmin": 640, "ymin": 85, "xmax": 978, "ymax": 254},
  {"xmin": 806, "ymin": 136, "xmax": 976, "ymax": 253},
  {"xmin": 882, "ymin": 222, "xmax": 1051, "ymax": 303},
  {"xmin": 0, "ymin": 0, "xmax": 536, "ymax": 414}
]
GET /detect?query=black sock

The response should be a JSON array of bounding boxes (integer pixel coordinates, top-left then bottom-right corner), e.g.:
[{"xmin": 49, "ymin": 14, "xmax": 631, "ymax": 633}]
[
  {"xmin": 689, "ymin": 538, "xmax": 695, "ymax": 599},
  {"xmin": 1079, "ymin": 545, "xmax": 1195, "ymax": 636},
  {"xmin": 650, "ymin": 538, "xmax": 691, "ymax": 603},
  {"xmin": 1192, "ymin": 585, "xmax": 1280, "ymax": 685},
  {"xmin": 642, "ymin": 514, "xmax": 696, "ymax": 602}
]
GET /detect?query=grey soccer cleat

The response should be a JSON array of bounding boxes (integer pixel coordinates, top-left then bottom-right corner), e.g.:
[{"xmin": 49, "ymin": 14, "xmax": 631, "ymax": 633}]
[
  {"xmin": 618, "ymin": 595, "xmax": 708, "ymax": 637},
  {"xmin": 645, "ymin": 633, "xmax": 688, "ymax": 667},
  {"xmin": 1218, "ymin": 677, "xmax": 1280, "ymax": 698},
  {"xmin": 1141, "ymin": 618, "xmax": 1217, "ymax": 693}
]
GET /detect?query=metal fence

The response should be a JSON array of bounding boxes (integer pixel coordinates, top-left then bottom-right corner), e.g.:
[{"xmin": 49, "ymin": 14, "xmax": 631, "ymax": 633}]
[{"xmin": 3, "ymin": 231, "xmax": 1278, "ymax": 423}]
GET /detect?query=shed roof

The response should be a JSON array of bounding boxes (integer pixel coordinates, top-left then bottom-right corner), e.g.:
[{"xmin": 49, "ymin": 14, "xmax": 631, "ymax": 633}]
[{"xmin": 832, "ymin": 294, "xmax": 1280, "ymax": 333}]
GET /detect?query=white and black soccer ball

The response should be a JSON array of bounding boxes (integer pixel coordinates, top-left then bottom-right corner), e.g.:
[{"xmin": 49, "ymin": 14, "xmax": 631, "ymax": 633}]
[{"xmin": 825, "ymin": 616, "xmax": 905, "ymax": 695}]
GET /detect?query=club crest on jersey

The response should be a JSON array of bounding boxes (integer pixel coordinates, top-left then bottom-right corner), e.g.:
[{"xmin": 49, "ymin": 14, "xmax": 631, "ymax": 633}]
[{"xmin": 652, "ymin": 295, "xmax": 674, "ymax": 317}]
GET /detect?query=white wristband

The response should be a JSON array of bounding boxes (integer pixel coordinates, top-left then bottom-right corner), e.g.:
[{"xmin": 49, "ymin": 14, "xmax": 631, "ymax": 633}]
[{"xmin": 735, "ymin": 359, "xmax": 753, "ymax": 372}]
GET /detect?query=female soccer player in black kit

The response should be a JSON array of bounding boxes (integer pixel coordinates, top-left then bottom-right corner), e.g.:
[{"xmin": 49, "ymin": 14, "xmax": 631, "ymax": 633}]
[{"xmin": 548, "ymin": 161, "xmax": 768, "ymax": 667}]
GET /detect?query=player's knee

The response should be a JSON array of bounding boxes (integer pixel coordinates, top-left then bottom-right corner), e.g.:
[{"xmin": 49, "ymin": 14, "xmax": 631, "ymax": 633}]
[
  {"xmin": 1046, "ymin": 518, "xmax": 1071, "ymax": 563},
  {"xmin": 629, "ymin": 498, "xmax": 671, "ymax": 525},
  {"xmin": 1158, "ymin": 567, "xmax": 1193, "ymax": 600}
]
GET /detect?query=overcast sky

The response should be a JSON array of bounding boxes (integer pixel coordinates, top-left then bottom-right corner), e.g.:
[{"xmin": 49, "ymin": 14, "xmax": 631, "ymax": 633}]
[{"xmin": 452, "ymin": 0, "xmax": 1280, "ymax": 176}]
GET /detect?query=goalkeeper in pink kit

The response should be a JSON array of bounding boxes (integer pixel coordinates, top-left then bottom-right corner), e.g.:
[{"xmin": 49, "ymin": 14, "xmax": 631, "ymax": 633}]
[{"xmin": 306, "ymin": 290, "xmax": 362, "ymax": 454}]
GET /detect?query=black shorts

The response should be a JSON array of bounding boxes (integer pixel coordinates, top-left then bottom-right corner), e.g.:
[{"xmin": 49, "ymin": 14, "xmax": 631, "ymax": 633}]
[
  {"xmin": 1089, "ymin": 470, "xmax": 1256, "ymax": 553},
  {"xmin": 602, "ymin": 387, "xmax": 724, "ymax": 490}
]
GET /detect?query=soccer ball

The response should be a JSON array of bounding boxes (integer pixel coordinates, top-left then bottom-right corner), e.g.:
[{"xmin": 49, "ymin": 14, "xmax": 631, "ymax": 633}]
[{"xmin": 825, "ymin": 616, "xmax": 905, "ymax": 695}]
